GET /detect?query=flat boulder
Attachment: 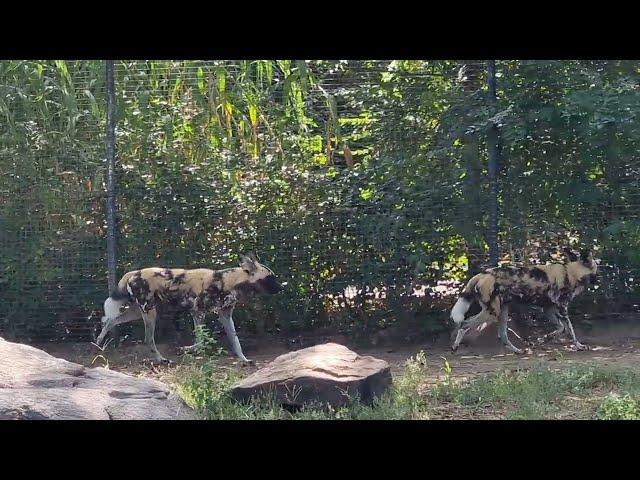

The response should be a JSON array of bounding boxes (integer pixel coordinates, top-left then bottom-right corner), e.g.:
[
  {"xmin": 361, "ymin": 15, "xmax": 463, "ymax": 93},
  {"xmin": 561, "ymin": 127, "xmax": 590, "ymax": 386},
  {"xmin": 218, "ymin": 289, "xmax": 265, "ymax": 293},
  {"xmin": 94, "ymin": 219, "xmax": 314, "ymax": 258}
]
[
  {"xmin": 0, "ymin": 337, "xmax": 197, "ymax": 420},
  {"xmin": 231, "ymin": 343, "xmax": 392, "ymax": 408}
]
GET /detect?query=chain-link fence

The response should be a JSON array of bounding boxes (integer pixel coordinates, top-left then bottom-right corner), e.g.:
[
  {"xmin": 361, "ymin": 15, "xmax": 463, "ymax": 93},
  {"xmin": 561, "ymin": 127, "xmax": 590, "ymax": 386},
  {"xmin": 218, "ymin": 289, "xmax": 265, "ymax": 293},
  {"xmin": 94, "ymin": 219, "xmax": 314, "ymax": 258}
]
[{"xmin": 1, "ymin": 60, "xmax": 639, "ymax": 344}]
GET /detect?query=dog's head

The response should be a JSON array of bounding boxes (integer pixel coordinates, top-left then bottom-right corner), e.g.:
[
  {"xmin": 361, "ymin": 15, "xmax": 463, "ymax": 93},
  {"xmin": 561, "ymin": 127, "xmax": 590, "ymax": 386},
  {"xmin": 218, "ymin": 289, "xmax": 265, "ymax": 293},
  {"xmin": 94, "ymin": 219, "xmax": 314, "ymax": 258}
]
[
  {"xmin": 564, "ymin": 247, "xmax": 599, "ymax": 284},
  {"xmin": 238, "ymin": 253, "xmax": 284, "ymax": 295}
]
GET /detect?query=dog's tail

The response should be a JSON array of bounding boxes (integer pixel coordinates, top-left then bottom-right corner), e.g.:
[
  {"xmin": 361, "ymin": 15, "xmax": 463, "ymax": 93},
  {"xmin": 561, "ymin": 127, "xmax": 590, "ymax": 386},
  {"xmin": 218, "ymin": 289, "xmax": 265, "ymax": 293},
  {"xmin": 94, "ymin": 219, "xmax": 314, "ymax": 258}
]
[
  {"xmin": 101, "ymin": 271, "xmax": 136, "ymax": 324},
  {"xmin": 451, "ymin": 273, "xmax": 483, "ymax": 325}
]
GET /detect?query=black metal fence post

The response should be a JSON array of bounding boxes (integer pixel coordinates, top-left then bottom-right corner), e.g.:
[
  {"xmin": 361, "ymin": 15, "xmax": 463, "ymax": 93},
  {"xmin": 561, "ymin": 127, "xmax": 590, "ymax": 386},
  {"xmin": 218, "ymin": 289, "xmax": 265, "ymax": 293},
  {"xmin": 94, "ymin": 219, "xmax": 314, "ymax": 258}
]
[
  {"xmin": 487, "ymin": 60, "xmax": 500, "ymax": 267},
  {"xmin": 105, "ymin": 61, "xmax": 118, "ymax": 293}
]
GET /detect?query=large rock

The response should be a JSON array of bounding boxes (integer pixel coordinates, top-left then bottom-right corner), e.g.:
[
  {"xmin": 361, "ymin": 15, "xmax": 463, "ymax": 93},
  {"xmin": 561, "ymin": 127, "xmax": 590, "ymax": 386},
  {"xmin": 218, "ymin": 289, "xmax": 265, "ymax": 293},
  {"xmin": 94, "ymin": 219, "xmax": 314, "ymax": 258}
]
[
  {"xmin": 231, "ymin": 343, "xmax": 392, "ymax": 408},
  {"xmin": 0, "ymin": 337, "xmax": 197, "ymax": 420}
]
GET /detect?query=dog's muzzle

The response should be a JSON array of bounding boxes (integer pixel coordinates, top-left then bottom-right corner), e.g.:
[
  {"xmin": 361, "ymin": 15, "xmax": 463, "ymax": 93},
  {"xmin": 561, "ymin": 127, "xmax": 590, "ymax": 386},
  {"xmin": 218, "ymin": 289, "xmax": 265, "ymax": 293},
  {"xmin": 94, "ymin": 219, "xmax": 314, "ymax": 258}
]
[{"xmin": 262, "ymin": 275, "xmax": 285, "ymax": 294}]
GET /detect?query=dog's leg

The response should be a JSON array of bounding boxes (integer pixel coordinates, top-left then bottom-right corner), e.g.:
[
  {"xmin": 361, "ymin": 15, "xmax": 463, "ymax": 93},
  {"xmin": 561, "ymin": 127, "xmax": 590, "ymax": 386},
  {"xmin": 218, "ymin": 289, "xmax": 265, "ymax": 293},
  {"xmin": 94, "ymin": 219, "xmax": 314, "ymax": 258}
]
[
  {"xmin": 141, "ymin": 308, "xmax": 170, "ymax": 363},
  {"xmin": 218, "ymin": 308, "xmax": 252, "ymax": 363},
  {"xmin": 181, "ymin": 310, "xmax": 207, "ymax": 353},
  {"xmin": 539, "ymin": 305, "xmax": 566, "ymax": 343},
  {"xmin": 452, "ymin": 327, "xmax": 469, "ymax": 351},
  {"xmin": 557, "ymin": 305, "xmax": 587, "ymax": 351},
  {"xmin": 451, "ymin": 310, "xmax": 490, "ymax": 351},
  {"xmin": 96, "ymin": 307, "xmax": 142, "ymax": 346},
  {"xmin": 497, "ymin": 305, "xmax": 524, "ymax": 354}
]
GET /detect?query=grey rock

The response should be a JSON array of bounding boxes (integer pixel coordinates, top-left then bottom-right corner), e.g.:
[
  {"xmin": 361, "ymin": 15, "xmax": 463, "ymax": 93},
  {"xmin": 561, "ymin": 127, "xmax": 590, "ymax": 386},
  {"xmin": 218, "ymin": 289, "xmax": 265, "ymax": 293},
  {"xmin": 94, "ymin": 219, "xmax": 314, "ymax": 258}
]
[
  {"xmin": 0, "ymin": 337, "xmax": 197, "ymax": 420},
  {"xmin": 231, "ymin": 343, "xmax": 392, "ymax": 408}
]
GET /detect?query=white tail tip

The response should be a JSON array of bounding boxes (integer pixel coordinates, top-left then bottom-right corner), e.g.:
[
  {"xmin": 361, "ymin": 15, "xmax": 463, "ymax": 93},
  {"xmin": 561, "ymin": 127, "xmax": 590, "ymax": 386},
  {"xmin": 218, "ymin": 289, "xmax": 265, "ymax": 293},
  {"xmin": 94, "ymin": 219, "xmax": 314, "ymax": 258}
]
[
  {"xmin": 103, "ymin": 297, "xmax": 125, "ymax": 321},
  {"xmin": 451, "ymin": 297, "xmax": 471, "ymax": 324}
]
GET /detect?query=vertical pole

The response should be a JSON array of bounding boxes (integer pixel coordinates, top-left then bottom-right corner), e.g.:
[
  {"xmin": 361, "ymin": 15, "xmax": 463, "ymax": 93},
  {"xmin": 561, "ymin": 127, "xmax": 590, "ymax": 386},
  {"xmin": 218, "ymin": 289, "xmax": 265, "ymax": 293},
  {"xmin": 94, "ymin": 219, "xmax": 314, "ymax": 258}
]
[
  {"xmin": 105, "ymin": 61, "xmax": 117, "ymax": 293},
  {"xmin": 486, "ymin": 60, "xmax": 499, "ymax": 267}
]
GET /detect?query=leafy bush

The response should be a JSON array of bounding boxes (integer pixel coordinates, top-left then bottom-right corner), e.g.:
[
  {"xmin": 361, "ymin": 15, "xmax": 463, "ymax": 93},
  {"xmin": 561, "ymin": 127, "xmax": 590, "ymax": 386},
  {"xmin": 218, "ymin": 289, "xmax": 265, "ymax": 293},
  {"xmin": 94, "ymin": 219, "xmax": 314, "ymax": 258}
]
[{"xmin": 597, "ymin": 393, "xmax": 640, "ymax": 420}]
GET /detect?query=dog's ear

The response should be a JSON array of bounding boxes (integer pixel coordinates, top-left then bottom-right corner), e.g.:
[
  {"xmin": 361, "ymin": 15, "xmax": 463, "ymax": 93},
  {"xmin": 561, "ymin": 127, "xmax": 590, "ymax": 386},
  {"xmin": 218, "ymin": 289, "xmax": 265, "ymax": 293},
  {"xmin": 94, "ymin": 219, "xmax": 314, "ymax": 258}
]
[
  {"xmin": 239, "ymin": 253, "xmax": 258, "ymax": 273},
  {"xmin": 563, "ymin": 247, "xmax": 578, "ymax": 262}
]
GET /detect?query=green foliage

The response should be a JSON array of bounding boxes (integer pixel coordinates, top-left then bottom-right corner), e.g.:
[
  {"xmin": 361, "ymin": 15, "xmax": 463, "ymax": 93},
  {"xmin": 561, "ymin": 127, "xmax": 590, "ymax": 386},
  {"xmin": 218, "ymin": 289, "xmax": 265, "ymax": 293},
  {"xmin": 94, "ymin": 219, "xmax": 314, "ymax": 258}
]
[
  {"xmin": 432, "ymin": 363, "xmax": 640, "ymax": 419},
  {"xmin": 1, "ymin": 60, "xmax": 639, "ymax": 341},
  {"xmin": 189, "ymin": 324, "xmax": 224, "ymax": 358},
  {"xmin": 597, "ymin": 393, "xmax": 640, "ymax": 420}
]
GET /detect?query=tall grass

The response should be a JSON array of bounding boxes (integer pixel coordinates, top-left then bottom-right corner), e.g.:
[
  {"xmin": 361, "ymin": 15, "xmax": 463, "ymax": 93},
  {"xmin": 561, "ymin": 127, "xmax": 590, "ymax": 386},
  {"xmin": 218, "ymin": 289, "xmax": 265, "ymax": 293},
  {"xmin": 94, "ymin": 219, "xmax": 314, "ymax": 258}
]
[{"xmin": 171, "ymin": 350, "xmax": 640, "ymax": 420}]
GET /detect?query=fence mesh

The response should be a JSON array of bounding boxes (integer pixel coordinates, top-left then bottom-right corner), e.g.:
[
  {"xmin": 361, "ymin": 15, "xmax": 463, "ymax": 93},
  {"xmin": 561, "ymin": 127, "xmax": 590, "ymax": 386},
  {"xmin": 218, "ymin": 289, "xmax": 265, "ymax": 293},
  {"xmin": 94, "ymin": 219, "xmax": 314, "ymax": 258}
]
[{"xmin": 1, "ymin": 60, "xmax": 639, "ymax": 344}]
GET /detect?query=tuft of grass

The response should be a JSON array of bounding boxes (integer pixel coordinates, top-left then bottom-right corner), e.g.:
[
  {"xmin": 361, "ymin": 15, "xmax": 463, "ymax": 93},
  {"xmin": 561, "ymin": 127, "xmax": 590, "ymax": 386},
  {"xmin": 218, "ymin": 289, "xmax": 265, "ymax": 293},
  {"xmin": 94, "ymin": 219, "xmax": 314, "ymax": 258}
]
[
  {"xmin": 191, "ymin": 324, "xmax": 225, "ymax": 357},
  {"xmin": 597, "ymin": 393, "xmax": 640, "ymax": 420},
  {"xmin": 430, "ymin": 362, "xmax": 640, "ymax": 419}
]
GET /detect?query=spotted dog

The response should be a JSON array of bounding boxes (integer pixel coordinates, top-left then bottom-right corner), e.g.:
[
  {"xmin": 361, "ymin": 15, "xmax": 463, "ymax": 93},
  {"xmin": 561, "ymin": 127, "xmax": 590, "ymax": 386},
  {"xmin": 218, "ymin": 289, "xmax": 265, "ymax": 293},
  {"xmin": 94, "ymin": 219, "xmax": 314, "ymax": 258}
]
[
  {"xmin": 95, "ymin": 253, "xmax": 283, "ymax": 364},
  {"xmin": 450, "ymin": 248, "xmax": 598, "ymax": 353}
]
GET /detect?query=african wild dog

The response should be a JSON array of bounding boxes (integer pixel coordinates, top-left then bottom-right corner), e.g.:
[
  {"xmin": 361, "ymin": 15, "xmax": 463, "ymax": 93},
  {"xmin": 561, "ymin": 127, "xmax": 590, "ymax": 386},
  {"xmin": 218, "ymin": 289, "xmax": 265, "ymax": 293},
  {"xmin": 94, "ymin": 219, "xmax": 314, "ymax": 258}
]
[
  {"xmin": 450, "ymin": 248, "xmax": 598, "ymax": 354},
  {"xmin": 95, "ymin": 253, "xmax": 283, "ymax": 364}
]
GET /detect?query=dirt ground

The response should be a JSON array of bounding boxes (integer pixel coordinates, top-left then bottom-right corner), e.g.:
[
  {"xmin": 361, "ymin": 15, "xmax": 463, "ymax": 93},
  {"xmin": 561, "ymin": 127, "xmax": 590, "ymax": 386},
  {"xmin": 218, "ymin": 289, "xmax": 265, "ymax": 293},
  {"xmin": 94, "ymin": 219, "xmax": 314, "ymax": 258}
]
[{"xmin": 32, "ymin": 320, "xmax": 640, "ymax": 390}]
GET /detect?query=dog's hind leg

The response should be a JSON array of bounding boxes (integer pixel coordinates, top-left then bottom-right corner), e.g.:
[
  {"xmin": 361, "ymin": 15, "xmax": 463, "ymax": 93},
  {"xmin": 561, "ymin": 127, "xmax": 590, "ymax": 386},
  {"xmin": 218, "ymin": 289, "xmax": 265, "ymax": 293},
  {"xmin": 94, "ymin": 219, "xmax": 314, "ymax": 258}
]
[
  {"xmin": 451, "ymin": 310, "xmax": 491, "ymax": 351},
  {"xmin": 538, "ymin": 305, "xmax": 566, "ymax": 343},
  {"xmin": 141, "ymin": 308, "xmax": 170, "ymax": 364},
  {"xmin": 96, "ymin": 307, "xmax": 142, "ymax": 346},
  {"xmin": 557, "ymin": 305, "xmax": 587, "ymax": 351},
  {"xmin": 497, "ymin": 304, "xmax": 524, "ymax": 354},
  {"xmin": 218, "ymin": 308, "xmax": 252, "ymax": 364}
]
